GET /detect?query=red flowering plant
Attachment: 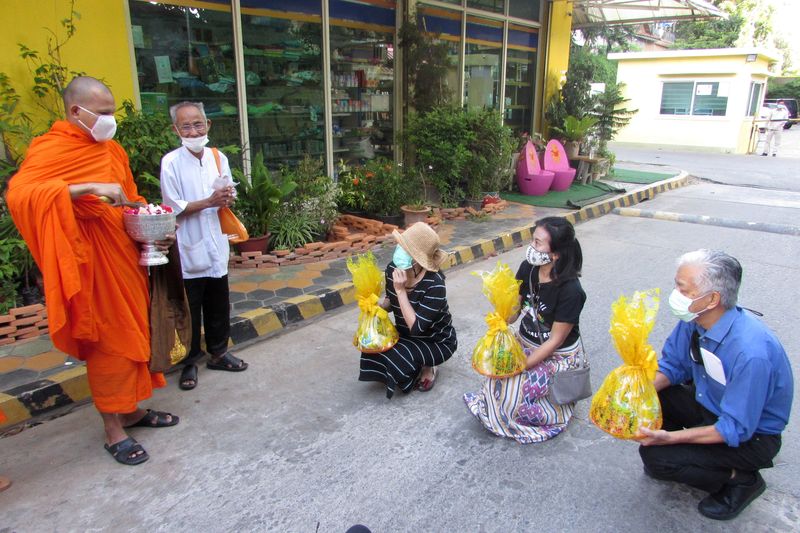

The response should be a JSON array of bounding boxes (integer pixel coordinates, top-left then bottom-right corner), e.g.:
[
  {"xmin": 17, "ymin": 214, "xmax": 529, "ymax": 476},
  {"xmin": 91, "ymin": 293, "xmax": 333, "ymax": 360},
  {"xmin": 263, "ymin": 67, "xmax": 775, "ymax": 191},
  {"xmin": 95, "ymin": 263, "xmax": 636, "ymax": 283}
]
[
  {"xmin": 336, "ymin": 159, "xmax": 368, "ymax": 214},
  {"xmin": 360, "ymin": 157, "xmax": 409, "ymax": 217}
]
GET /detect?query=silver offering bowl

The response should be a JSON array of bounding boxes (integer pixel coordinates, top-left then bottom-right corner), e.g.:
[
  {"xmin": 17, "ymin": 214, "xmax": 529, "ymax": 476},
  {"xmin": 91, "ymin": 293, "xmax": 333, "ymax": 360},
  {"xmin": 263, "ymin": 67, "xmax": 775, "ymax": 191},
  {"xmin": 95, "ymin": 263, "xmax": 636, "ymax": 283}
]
[{"xmin": 123, "ymin": 212, "xmax": 176, "ymax": 266}]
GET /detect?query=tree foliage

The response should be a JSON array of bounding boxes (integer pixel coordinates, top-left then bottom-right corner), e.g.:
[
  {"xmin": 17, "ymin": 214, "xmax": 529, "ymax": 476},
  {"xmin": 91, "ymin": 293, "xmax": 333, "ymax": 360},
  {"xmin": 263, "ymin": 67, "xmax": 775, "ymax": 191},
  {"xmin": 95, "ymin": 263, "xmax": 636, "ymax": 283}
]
[{"xmin": 672, "ymin": 0, "xmax": 773, "ymax": 51}]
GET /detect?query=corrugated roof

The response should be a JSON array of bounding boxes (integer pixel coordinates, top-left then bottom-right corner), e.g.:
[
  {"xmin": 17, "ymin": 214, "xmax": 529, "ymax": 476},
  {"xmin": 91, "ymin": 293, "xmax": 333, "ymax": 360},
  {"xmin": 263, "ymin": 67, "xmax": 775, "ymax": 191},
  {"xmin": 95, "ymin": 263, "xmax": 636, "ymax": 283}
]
[{"xmin": 571, "ymin": 0, "xmax": 725, "ymax": 28}]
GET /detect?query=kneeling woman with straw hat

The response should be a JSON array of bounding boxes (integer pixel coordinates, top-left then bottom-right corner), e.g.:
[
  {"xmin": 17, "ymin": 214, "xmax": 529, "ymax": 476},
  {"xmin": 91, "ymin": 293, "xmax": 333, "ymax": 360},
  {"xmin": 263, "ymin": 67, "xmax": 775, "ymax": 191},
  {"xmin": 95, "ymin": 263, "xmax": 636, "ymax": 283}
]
[{"xmin": 359, "ymin": 222, "xmax": 458, "ymax": 398}]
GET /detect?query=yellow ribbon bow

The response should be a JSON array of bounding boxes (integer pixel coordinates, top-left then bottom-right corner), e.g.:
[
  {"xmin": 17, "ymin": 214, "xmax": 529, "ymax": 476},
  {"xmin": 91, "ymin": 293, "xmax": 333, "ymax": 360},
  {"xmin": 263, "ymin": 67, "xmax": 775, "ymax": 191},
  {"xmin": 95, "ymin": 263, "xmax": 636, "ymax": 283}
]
[
  {"xmin": 357, "ymin": 293, "xmax": 388, "ymax": 320},
  {"xmin": 485, "ymin": 312, "xmax": 508, "ymax": 336}
]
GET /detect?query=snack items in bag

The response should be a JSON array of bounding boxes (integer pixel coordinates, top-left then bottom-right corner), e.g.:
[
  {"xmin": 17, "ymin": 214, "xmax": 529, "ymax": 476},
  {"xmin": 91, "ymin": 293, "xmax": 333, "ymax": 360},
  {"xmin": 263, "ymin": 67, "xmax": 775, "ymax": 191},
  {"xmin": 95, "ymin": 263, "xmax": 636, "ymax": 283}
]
[
  {"xmin": 471, "ymin": 261, "xmax": 526, "ymax": 378},
  {"xmin": 590, "ymin": 289, "xmax": 663, "ymax": 439},
  {"xmin": 347, "ymin": 252, "xmax": 399, "ymax": 353}
]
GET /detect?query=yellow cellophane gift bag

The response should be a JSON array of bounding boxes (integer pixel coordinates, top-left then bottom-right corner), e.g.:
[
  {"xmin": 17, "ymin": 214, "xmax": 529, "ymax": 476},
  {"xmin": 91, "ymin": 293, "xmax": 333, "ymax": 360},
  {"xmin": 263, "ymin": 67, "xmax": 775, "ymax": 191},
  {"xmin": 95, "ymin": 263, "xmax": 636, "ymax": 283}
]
[
  {"xmin": 471, "ymin": 262, "xmax": 526, "ymax": 378},
  {"xmin": 590, "ymin": 289, "xmax": 663, "ymax": 439},
  {"xmin": 347, "ymin": 252, "xmax": 399, "ymax": 353}
]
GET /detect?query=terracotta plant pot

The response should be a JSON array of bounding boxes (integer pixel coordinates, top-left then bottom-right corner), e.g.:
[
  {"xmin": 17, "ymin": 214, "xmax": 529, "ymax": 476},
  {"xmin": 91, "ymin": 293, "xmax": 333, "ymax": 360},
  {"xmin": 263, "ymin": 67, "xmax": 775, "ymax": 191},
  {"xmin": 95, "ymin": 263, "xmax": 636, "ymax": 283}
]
[
  {"xmin": 400, "ymin": 205, "xmax": 431, "ymax": 228},
  {"xmin": 236, "ymin": 233, "xmax": 270, "ymax": 254}
]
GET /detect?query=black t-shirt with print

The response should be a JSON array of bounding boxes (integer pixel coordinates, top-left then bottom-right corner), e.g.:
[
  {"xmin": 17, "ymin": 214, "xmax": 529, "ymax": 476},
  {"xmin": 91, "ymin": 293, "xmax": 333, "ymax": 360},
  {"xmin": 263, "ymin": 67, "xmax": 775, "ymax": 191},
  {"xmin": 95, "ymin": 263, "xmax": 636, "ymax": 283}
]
[{"xmin": 515, "ymin": 261, "xmax": 586, "ymax": 348}]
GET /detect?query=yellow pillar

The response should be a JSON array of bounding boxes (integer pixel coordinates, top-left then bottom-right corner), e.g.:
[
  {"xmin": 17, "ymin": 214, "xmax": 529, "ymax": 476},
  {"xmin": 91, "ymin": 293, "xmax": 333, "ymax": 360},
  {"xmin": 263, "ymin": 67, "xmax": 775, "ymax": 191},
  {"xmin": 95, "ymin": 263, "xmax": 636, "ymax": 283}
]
[
  {"xmin": 0, "ymin": 0, "xmax": 136, "ymax": 155},
  {"xmin": 542, "ymin": 0, "xmax": 573, "ymax": 130}
]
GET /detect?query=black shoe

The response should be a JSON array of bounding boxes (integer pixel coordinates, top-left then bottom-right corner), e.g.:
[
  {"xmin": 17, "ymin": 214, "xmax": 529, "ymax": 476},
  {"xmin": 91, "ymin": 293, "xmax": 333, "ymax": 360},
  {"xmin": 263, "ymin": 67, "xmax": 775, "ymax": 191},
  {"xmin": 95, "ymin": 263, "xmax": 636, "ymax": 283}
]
[
  {"xmin": 761, "ymin": 153, "xmax": 768, "ymax": 156},
  {"xmin": 772, "ymin": 154, "xmax": 776, "ymax": 157},
  {"xmin": 698, "ymin": 472, "xmax": 765, "ymax": 520}
]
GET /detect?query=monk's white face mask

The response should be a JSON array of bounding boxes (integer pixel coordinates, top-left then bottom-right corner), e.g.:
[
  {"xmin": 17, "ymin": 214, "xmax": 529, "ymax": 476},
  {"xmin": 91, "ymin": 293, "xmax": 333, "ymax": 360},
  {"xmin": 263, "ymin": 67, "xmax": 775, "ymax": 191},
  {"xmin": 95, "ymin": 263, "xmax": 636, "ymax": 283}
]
[
  {"xmin": 181, "ymin": 135, "xmax": 209, "ymax": 153},
  {"xmin": 78, "ymin": 106, "xmax": 117, "ymax": 142}
]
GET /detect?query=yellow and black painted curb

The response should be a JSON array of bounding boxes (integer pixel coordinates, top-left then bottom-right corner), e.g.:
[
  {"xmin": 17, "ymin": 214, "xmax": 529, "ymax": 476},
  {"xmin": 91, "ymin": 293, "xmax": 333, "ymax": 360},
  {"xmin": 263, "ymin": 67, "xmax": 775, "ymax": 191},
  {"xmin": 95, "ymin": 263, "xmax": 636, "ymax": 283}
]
[{"xmin": 1, "ymin": 173, "xmax": 689, "ymax": 432}]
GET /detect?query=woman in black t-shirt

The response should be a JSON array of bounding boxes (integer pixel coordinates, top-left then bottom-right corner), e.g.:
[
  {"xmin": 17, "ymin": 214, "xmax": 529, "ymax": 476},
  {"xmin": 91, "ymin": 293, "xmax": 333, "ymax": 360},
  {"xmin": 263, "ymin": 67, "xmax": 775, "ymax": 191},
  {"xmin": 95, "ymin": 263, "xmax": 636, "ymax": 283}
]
[{"xmin": 465, "ymin": 217, "xmax": 586, "ymax": 443}]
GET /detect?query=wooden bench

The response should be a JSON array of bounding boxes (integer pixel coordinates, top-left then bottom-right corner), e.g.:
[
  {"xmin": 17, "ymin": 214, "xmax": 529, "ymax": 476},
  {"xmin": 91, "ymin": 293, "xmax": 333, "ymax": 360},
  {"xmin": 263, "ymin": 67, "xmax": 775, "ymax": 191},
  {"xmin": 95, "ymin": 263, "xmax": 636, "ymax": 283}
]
[{"xmin": 569, "ymin": 155, "xmax": 609, "ymax": 185}]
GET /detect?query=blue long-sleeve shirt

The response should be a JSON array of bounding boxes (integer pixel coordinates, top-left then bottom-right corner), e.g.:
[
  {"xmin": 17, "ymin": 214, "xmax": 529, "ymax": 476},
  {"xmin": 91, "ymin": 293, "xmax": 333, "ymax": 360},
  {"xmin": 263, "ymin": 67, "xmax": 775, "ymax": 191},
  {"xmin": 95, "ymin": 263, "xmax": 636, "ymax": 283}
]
[{"xmin": 658, "ymin": 307, "xmax": 793, "ymax": 447}]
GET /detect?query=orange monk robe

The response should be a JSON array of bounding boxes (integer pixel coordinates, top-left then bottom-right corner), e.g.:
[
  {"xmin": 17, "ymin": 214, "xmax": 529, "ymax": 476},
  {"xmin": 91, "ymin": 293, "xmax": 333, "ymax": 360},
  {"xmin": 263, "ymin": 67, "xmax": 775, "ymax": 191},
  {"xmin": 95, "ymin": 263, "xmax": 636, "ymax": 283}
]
[{"xmin": 7, "ymin": 121, "xmax": 166, "ymax": 413}]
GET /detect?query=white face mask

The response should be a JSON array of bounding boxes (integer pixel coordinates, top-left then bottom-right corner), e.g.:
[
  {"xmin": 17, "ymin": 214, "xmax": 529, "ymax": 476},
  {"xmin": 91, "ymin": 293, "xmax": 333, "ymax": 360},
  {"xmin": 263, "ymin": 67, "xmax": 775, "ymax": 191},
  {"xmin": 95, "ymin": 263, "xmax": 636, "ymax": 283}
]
[
  {"xmin": 181, "ymin": 134, "xmax": 209, "ymax": 153},
  {"xmin": 78, "ymin": 106, "xmax": 117, "ymax": 142},
  {"xmin": 526, "ymin": 244, "xmax": 552, "ymax": 266},
  {"xmin": 668, "ymin": 288, "xmax": 710, "ymax": 322}
]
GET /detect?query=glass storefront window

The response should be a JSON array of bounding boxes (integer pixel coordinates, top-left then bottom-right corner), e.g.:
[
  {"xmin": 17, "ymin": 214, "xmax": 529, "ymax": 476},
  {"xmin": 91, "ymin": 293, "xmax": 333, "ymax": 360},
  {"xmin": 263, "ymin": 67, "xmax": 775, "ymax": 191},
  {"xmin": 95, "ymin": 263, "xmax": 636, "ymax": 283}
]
[
  {"xmin": 509, "ymin": 0, "xmax": 540, "ymax": 21},
  {"xmin": 467, "ymin": 0, "xmax": 504, "ymax": 14},
  {"xmin": 505, "ymin": 24, "xmax": 538, "ymax": 132},
  {"xmin": 329, "ymin": 0, "xmax": 396, "ymax": 163},
  {"xmin": 129, "ymin": 1, "xmax": 241, "ymax": 152},
  {"xmin": 240, "ymin": 1, "xmax": 325, "ymax": 167},
  {"xmin": 464, "ymin": 16, "xmax": 503, "ymax": 110},
  {"xmin": 417, "ymin": 4, "xmax": 462, "ymax": 107}
]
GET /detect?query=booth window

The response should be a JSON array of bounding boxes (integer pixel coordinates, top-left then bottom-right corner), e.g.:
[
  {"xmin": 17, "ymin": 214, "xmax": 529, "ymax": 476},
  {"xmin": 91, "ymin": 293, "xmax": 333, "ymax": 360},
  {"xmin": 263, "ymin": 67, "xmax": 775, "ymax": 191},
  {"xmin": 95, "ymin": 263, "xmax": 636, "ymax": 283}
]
[
  {"xmin": 746, "ymin": 81, "xmax": 763, "ymax": 117},
  {"xmin": 509, "ymin": 0, "xmax": 540, "ymax": 21},
  {"xmin": 467, "ymin": 0, "xmax": 504, "ymax": 14},
  {"xmin": 660, "ymin": 81, "xmax": 728, "ymax": 117},
  {"xmin": 464, "ymin": 15, "xmax": 503, "ymax": 110}
]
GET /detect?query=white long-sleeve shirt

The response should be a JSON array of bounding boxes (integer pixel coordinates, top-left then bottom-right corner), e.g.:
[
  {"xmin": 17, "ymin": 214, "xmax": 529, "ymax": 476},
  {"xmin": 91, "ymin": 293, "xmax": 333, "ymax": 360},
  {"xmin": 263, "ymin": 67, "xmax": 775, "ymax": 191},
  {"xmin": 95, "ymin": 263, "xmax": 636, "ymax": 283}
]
[{"xmin": 160, "ymin": 146, "xmax": 231, "ymax": 279}]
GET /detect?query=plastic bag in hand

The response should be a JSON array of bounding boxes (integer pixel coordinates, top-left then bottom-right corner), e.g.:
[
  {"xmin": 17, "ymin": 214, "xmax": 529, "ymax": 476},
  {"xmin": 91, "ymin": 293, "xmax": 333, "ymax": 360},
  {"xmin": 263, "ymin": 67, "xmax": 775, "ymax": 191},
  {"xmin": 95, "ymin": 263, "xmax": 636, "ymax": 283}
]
[
  {"xmin": 590, "ymin": 289, "xmax": 663, "ymax": 439},
  {"xmin": 347, "ymin": 252, "xmax": 399, "ymax": 353},
  {"xmin": 471, "ymin": 262, "xmax": 526, "ymax": 378}
]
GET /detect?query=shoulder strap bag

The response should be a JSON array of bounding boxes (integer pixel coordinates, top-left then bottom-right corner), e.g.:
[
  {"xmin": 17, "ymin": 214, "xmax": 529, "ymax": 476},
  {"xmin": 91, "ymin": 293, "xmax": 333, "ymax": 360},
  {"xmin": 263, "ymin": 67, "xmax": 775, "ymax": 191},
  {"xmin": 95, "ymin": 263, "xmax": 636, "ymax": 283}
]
[
  {"xmin": 527, "ymin": 268, "xmax": 592, "ymax": 404},
  {"xmin": 211, "ymin": 148, "xmax": 249, "ymax": 244}
]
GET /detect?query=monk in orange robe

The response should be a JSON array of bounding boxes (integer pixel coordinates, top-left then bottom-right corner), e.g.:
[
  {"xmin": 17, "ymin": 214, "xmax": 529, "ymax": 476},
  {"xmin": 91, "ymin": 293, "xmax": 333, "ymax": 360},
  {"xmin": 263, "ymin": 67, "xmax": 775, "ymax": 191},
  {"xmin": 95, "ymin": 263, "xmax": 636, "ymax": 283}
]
[
  {"xmin": 0, "ymin": 409, "xmax": 9, "ymax": 491},
  {"xmin": 7, "ymin": 76, "xmax": 180, "ymax": 466}
]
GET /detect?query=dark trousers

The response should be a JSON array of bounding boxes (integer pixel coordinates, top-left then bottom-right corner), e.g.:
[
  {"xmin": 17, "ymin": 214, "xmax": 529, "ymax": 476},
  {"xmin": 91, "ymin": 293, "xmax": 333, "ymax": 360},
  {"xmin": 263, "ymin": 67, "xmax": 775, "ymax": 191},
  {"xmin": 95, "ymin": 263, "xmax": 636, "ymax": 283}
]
[
  {"xmin": 639, "ymin": 385, "xmax": 781, "ymax": 493},
  {"xmin": 183, "ymin": 275, "xmax": 231, "ymax": 364}
]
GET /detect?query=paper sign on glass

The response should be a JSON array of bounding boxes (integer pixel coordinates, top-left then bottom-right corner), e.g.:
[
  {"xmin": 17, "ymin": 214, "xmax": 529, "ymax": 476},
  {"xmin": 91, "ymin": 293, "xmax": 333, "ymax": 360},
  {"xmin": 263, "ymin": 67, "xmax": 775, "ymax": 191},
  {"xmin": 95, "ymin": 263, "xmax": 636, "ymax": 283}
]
[
  {"xmin": 696, "ymin": 84, "xmax": 713, "ymax": 96},
  {"xmin": 154, "ymin": 56, "xmax": 174, "ymax": 84},
  {"xmin": 700, "ymin": 347, "xmax": 726, "ymax": 385}
]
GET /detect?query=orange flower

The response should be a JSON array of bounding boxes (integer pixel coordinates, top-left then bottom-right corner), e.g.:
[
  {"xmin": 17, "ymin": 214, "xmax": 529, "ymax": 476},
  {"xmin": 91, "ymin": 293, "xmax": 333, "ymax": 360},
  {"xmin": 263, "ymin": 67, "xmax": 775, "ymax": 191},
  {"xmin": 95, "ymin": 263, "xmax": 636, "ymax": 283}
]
[
  {"xmin": 365, "ymin": 171, "xmax": 375, "ymax": 179},
  {"xmin": 551, "ymin": 146, "xmax": 561, "ymax": 161},
  {"xmin": 352, "ymin": 178, "xmax": 360, "ymax": 186}
]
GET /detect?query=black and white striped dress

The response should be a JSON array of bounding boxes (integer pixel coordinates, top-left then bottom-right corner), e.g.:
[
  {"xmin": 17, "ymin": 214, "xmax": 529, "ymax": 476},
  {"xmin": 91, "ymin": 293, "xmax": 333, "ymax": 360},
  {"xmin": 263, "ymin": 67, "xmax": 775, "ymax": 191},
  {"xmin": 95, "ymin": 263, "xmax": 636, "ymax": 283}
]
[{"xmin": 359, "ymin": 263, "xmax": 457, "ymax": 398}]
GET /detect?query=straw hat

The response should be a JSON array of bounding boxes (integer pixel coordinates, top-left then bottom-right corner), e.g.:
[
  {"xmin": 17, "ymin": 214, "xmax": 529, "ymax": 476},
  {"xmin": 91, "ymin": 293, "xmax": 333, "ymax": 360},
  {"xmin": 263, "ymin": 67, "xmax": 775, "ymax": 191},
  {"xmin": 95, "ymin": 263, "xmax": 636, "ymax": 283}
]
[{"xmin": 392, "ymin": 222, "xmax": 447, "ymax": 272}]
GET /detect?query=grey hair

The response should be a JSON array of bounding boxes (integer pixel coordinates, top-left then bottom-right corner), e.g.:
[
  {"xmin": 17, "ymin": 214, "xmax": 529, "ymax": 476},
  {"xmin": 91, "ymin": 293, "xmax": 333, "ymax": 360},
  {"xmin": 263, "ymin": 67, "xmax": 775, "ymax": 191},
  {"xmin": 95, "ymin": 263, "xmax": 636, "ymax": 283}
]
[
  {"xmin": 677, "ymin": 249, "xmax": 742, "ymax": 309},
  {"xmin": 169, "ymin": 101, "xmax": 206, "ymax": 123}
]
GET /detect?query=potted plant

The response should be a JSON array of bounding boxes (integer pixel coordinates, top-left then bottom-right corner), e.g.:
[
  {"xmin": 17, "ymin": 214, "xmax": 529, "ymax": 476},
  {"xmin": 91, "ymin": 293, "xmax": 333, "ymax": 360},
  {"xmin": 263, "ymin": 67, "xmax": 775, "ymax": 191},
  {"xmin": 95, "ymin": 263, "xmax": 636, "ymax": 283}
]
[
  {"xmin": 463, "ymin": 109, "xmax": 515, "ymax": 209},
  {"xmin": 335, "ymin": 159, "xmax": 367, "ymax": 217},
  {"xmin": 550, "ymin": 115, "xmax": 598, "ymax": 159},
  {"xmin": 400, "ymin": 169, "xmax": 431, "ymax": 228},
  {"xmin": 361, "ymin": 157, "xmax": 407, "ymax": 226},
  {"xmin": 232, "ymin": 152, "xmax": 297, "ymax": 253}
]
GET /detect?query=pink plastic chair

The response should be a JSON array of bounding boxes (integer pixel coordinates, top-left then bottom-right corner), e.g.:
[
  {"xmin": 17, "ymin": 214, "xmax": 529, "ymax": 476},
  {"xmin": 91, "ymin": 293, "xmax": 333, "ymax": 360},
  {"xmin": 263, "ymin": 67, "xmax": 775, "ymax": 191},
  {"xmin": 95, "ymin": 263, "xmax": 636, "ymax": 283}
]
[
  {"xmin": 516, "ymin": 140, "xmax": 555, "ymax": 196},
  {"xmin": 543, "ymin": 139, "xmax": 577, "ymax": 191}
]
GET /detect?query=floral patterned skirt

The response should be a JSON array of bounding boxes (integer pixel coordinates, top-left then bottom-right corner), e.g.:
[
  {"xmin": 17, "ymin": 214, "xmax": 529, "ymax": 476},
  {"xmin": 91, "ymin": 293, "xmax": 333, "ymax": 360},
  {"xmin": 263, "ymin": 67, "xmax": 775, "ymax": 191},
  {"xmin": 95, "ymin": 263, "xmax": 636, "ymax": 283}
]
[{"xmin": 463, "ymin": 336, "xmax": 582, "ymax": 444}]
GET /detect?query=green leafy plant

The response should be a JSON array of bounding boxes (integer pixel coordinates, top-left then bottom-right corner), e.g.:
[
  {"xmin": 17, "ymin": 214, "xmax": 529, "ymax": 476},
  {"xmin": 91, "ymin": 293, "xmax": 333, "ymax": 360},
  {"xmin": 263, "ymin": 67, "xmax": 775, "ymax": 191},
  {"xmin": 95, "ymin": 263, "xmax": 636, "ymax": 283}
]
[
  {"xmin": 550, "ymin": 115, "xmax": 599, "ymax": 143},
  {"xmin": 405, "ymin": 106, "xmax": 474, "ymax": 206},
  {"xmin": 284, "ymin": 155, "xmax": 339, "ymax": 235},
  {"xmin": 269, "ymin": 209, "xmax": 318, "ymax": 250},
  {"xmin": 591, "ymin": 83, "xmax": 637, "ymax": 155},
  {"xmin": 463, "ymin": 109, "xmax": 515, "ymax": 198},
  {"xmin": 360, "ymin": 158, "xmax": 409, "ymax": 217},
  {"xmin": 336, "ymin": 159, "xmax": 368, "ymax": 214},
  {"xmin": 115, "ymin": 100, "xmax": 178, "ymax": 202},
  {"xmin": 232, "ymin": 152, "xmax": 297, "ymax": 237}
]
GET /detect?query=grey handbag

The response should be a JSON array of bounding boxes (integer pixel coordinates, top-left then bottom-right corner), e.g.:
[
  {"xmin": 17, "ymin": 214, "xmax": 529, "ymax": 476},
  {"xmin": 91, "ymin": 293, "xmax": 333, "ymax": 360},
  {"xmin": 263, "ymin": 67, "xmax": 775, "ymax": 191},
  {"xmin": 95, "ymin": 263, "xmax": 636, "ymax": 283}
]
[{"xmin": 548, "ymin": 336, "xmax": 592, "ymax": 404}]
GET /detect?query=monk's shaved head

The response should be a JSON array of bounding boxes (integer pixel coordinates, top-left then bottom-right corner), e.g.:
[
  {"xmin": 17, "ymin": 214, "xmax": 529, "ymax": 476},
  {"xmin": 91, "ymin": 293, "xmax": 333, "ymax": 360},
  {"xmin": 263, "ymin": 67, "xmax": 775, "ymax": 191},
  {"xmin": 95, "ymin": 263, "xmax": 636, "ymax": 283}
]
[{"xmin": 62, "ymin": 76, "xmax": 113, "ymax": 109}]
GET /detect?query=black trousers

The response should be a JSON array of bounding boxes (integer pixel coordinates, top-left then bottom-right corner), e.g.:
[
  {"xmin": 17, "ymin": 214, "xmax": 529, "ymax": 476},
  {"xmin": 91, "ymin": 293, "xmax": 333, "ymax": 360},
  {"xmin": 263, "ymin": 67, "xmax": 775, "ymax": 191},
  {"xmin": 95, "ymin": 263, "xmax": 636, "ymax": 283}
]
[
  {"xmin": 183, "ymin": 275, "xmax": 231, "ymax": 364},
  {"xmin": 639, "ymin": 385, "xmax": 781, "ymax": 493}
]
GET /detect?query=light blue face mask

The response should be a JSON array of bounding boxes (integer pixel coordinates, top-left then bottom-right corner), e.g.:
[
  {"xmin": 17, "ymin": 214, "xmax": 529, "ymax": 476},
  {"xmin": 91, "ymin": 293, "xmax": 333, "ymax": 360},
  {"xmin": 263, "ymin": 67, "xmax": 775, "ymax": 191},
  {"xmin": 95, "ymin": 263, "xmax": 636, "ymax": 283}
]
[{"xmin": 392, "ymin": 245, "xmax": 414, "ymax": 270}]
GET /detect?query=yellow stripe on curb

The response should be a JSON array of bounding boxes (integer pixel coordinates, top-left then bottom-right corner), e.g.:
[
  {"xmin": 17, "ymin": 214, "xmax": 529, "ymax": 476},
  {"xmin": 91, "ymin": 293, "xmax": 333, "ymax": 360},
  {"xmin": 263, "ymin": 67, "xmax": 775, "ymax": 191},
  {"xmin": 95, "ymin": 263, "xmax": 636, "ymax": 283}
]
[
  {"xmin": 328, "ymin": 282, "xmax": 357, "ymax": 305},
  {"xmin": 239, "ymin": 308, "xmax": 283, "ymax": 337},
  {"xmin": 480, "ymin": 241, "xmax": 496, "ymax": 256},
  {"xmin": 49, "ymin": 366, "xmax": 91, "ymax": 403},
  {"xmin": 0, "ymin": 393, "xmax": 28, "ymax": 428},
  {"xmin": 501, "ymin": 234, "xmax": 514, "ymax": 249},
  {"xmin": 284, "ymin": 294, "xmax": 326, "ymax": 320}
]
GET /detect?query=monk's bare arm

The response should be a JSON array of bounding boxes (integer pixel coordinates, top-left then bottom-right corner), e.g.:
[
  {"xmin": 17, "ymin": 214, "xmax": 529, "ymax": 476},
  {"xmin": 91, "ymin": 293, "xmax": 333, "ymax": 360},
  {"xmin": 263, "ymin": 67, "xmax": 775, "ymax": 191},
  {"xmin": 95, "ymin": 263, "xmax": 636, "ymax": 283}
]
[{"xmin": 69, "ymin": 183, "xmax": 131, "ymax": 205}]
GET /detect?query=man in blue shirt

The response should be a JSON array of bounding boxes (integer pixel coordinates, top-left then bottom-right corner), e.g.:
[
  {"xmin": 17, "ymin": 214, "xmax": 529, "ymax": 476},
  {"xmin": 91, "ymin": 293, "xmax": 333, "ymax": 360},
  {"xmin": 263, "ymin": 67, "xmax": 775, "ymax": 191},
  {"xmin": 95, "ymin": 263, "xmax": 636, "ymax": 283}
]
[{"xmin": 638, "ymin": 250, "xmax": 793, "ymax": 521}]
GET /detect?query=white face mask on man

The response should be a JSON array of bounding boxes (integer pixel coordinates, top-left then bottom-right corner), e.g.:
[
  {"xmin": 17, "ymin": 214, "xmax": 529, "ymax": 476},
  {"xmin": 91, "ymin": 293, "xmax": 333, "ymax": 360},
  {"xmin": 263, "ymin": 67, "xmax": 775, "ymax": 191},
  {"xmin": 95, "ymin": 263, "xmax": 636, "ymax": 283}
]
[
  {"xmin": 181, "ymin": 134, "xmax": 209, "ymax": 153},
  {"xmin": 78, "ymin": 106, "xmax": 117, "ymax": 142},
  {"xmin": 668, "ymin": 289, "xmax": 711, "ymax": 322}
]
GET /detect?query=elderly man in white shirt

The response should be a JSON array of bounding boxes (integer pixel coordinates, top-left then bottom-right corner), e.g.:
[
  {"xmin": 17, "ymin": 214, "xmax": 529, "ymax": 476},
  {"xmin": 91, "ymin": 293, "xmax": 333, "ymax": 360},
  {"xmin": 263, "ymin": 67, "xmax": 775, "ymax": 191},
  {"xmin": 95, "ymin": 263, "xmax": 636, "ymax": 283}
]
[{"xmin": 160, "ymin": 101, "xmax": 248, "ymax": 390}]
